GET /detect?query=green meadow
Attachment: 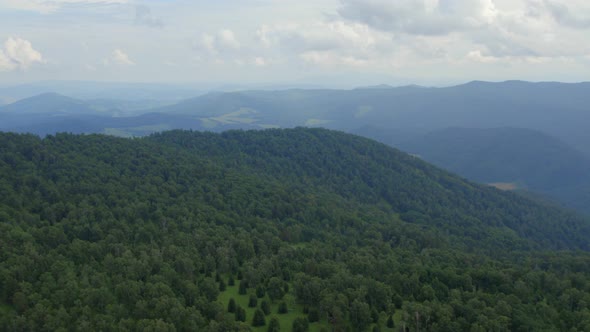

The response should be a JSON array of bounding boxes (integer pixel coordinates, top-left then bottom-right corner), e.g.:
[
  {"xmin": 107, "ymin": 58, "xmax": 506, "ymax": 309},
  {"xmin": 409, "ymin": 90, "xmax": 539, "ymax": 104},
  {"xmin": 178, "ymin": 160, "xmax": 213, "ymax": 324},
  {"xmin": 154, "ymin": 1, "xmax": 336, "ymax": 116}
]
[{"xmin": 217, "ymin": 278, "xmax": 400, "ymax": 331}]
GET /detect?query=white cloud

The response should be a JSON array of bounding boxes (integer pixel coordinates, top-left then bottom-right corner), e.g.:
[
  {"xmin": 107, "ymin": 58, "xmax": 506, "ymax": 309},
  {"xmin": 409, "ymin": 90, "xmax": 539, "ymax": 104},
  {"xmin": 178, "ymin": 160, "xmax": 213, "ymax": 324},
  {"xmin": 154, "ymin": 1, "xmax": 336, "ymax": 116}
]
[
  {"xmin": 338, "ymin": 0, "xmax": 498, "ymax": 36},
  {"xmin": 254, "ymin": 57, "xmax": 267, "ymax": 66},
  {"xmin": 330, "ymin": 0, "xmax": 590, "ymax": 64},
  {"xmin": 218, "ymin": 30, "xmax": 240, "ymax": 50},
  {"xmin": 466, "ymin": 50, "xmax": 499, "ymax": 63},
  {"xmin": 107, "ymin": 49, "xmax": 135, "ymax": 66},
  {"xmin": 135, "ymin": 5, "xmax": 163, "ymax": 28},
  {"xmin": 543, "ymin": 0, "xmax": 590, "ymax": 29},
  {"xmin": 2, "ymin": 0, "xmax": 590, "ymax": 83},
  {"xmin": 300, "ymin": 51, "xmax": 369, "ymax": 67},
  {"xmin": 0, "ymin": 37, "xmax": 44, "ymax": 71},
  {"xmin": 197, "ymin": 29, "xmax": 241, "ymax": 56},
  {"xmin": 1, "ymin": 0, "xmax": 128, "ymax": 14},
  {"xmin": 256, "ymin": 20, "xmax": 394, "ymax": 67}
]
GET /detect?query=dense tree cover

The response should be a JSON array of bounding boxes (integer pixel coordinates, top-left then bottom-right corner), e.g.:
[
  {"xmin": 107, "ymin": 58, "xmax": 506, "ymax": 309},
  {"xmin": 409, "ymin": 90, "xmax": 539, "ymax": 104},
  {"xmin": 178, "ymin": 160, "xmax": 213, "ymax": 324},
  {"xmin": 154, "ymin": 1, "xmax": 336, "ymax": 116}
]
[{"xmin": 1, "ymin": 128, "xmax": 590, "ymax": 331}]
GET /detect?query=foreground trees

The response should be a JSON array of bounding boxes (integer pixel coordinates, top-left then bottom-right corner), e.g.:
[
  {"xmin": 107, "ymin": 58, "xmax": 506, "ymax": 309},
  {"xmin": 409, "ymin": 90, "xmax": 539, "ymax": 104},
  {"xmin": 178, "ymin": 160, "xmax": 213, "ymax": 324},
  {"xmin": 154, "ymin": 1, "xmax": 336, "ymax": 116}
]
[{"xmin": 0, "ymin": 129, "xmax": 590, "ymax": 331}]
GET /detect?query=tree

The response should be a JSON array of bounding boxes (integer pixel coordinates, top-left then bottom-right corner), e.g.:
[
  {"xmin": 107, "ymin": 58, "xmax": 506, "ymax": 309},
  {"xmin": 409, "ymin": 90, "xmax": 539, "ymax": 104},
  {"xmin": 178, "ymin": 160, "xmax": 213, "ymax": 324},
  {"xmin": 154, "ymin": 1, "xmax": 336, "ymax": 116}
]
[
  {"xmin": 261, "ymin": 300, "xmax": 271, "ymax": 315},
  {"xmin": 292, "ymin": 317, "xmax": 309, "ymax": 332},
  {"xmin": 228, "ymin": 298, "xmax": 236, "ymax": 313},
  {"xmin": 219, "ymin": 278, "xmax": 227, "ymax": 292},
  {"xmin": 249, "ymin": 294, "xmax": 258, "ymax": 308},
  {"xmin": 308, "ymin": 308, "xmax": 319, "ymax": 323},
  {"xmin": 267, "ymin": 277, "xmax": 285, "ymax": 302},
  {"xmin": 235, "ymin": 305, "xmax": 246, "ymax": 322},
  {"xmin": 371, "ymin": 308, "xmax": 380, "ymax": 323},
  {"xmin": 278, "ymin": 302, "xmax": 288, "ymax": 314},
  {"xmin": 387, "ymin": 315, "xmax": 394, "ymax": 328},
  {"xmin": 267, "ymin": 317, "xmax": 280, "ymax": 332},
  {"xmin": 253, "ymin": 308, "xmax": 266, "ymax": 327},
  {"xmin": 239, "ymin": 280, "xmax": 248, "ymax": 295},
  {"xmin": 257, "ymin": 285, "xmax": 266, "ymax": 298},
  {"xmin": 350, "ymin": 299, "xmax": 372, "ymax": 331}
]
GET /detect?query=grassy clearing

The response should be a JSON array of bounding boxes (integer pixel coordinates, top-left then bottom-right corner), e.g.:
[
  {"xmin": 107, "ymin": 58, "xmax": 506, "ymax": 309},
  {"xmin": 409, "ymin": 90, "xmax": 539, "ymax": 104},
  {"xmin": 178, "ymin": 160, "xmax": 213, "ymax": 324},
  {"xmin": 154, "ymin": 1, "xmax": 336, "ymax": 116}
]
[
  {"xmin": 218, "ymin": 280, "xmax": 331, "ymax": 332},
  {"xmin": 488, "ymin": 182, "xmax": 518, "ymax": 191},
  {"xmin": 0, "ymin": 301, "xmax": 14, "ymax": 315}
]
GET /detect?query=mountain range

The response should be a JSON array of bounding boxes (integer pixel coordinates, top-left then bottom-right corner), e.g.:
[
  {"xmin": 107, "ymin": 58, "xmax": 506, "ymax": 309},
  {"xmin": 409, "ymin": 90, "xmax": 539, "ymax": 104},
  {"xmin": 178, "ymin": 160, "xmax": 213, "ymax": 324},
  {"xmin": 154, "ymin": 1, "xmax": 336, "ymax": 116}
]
[
  {"xmin": 2, "ymin": 80, "xmax": 589, "ymax": 152},
  {"xmin": 1, "ymin": 80, "xmax": 590, "ymax": 214}
]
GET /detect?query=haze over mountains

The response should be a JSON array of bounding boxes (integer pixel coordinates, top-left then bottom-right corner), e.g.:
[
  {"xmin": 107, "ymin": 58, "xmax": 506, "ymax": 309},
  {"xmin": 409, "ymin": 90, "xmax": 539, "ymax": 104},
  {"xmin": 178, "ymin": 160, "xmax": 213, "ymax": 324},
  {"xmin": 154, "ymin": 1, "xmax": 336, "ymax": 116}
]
[
  {"xmin": 1, "ymin": 80, "xmax": 590, "ymax": 214},
  {"xmin": 398, "ymin": 127, "xmax": 590, "ymax": 213}
]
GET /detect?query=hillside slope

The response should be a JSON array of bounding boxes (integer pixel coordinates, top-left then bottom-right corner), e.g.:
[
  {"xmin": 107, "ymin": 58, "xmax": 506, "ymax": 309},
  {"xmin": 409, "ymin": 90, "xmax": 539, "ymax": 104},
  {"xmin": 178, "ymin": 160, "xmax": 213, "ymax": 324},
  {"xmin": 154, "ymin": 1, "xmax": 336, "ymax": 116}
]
[
  {"xmin": 398, "ymin": 127, "xmax": 590, "ymax": 213},
  {"xmin": 1, "ymin": 128, "xmax": 590, "ymax": 331}
]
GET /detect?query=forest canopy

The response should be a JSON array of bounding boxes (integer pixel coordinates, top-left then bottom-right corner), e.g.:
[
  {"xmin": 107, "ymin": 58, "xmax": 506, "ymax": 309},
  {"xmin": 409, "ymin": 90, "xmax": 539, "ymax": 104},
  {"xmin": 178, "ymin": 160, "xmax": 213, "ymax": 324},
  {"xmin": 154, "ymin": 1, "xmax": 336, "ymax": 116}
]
[{"xmin": 1, "ymin": 128, "xmax": 590, "ymax": 331}]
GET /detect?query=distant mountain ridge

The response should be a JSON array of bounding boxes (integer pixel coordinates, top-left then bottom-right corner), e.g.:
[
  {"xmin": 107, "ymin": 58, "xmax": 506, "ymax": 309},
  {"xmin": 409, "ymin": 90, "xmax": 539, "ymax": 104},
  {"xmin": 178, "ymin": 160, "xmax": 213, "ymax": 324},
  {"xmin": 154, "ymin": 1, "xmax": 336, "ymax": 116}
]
[
  {"xmin": 2, "ymin": 81, "xmax": 590, "ymax": 212},
  {"xmin": 397, "ymin": 127, "xmax": 590, "ymax": 213},
  {"xmin": 0, "ymin": 92, "xmax": 94, "ymax": 115}
]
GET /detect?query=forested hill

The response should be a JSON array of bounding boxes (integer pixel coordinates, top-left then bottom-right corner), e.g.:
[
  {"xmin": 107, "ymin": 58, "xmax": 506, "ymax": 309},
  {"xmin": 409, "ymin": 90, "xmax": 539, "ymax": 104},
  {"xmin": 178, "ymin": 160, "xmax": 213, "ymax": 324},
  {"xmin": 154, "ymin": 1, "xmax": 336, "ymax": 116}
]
[
  {"xmin": 1, "ymin": 128, "xmax": 590, "ymax": 331},
  {"xmin": 148, "ymin": 128, "xmax": 590, "ymax": 251}
]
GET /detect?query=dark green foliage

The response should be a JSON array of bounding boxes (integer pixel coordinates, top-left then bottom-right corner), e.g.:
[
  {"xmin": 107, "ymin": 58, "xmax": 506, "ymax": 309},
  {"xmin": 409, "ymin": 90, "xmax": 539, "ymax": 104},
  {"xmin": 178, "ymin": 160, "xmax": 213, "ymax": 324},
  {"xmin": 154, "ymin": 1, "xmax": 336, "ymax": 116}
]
[
  {"xmin": 235, "ymin": 306, "xmax": 246, "ymax": 322},
  {"xmin": 256, "ymin": 285, "xmax": 266, "ymax": 298},
  {"xmin": 372, "ymin": 326, "xmax": 380, "ymax": 332},
  {"xmin": 267, "ymin": 277, "xmax": 285, "ymax": 302},
  {"xmin": 308, "ymin": 308, "xmax": 319, "ymax": 323},
  {"xmin": 371, "ymin": 308, "xmax": 379, "ymax": 324},
  {"xmin": 248, "ymin": 294, "xmax": 258, "ymax": 308},
  {"xmin": 267, "ymin": 317, "xmax": 280, "ymax": 332},
  {"xmin": 219, "ymin": 278, "xmax": 226, "ymax": 292},
  {"xmin": 350, "ymin": 299, "xmax": 372, "ymax": 331},
  {"xmin": 261, "ymin": 300, "xmax": 271, "ymax": 315},
  {"xmin": 150, "ymin": 128, "xmax": 590, "ymax": 251},
  {"xmin": 228, "ymin": 298, "xmax": 236, "ymax": 313},
  {"xmin": 278, "ymin": 302, "xmax": 288, "ymax": 314},
  {"xmin": 228, "ymin": 275, "xmax": 235, "ymax": 286},
  {"xmin": 292, "ymin": 317, "xmax": 309, "ymax": 332},
  {"xmin": 0, "ymin": 129, "xmax": 590, "ymax": 331},
  {"xmin": 252, "ymin": 309, "xmax": 266, "ymax": 327},
  {"xmin": 239, "ymin": 281, "xmax": 248, "ymax": 295},
  {"xmin": 386, "ymin": 315, "xmax": 394, "ymax": 328}
]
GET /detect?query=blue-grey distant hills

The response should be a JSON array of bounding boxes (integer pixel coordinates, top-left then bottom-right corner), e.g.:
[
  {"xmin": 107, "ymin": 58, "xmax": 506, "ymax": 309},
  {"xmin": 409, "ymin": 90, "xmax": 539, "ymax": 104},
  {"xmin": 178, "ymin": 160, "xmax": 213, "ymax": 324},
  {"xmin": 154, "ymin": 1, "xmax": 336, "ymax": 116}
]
[
  {"xmin": 395, "ymin": 127, "xmax": 590, "ymax": 213},
  {"xmin": 2, "ymin": 80, "xmax": 590, "ymax": 213},
  {"xmin": 2, "ymin": 80, "xmax": 590, "ymax": 150},
  {"xmin": 148, "ymin": 80, "xmax": 590, "ymax": 156}
]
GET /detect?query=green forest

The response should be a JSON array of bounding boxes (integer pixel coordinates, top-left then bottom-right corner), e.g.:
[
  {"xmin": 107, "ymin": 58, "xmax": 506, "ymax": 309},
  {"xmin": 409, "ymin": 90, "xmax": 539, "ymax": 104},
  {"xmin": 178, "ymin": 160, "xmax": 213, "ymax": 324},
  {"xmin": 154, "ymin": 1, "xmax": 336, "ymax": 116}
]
[{"xmin": 1, "ymin": 128, "xmax": 590, "ymax": 331}]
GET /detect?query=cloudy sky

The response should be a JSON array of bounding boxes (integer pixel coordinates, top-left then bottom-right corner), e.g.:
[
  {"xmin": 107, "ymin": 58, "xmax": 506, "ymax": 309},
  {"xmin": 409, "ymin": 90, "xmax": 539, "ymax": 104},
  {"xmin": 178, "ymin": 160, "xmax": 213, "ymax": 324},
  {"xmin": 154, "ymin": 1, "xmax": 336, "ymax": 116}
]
[{"xmin": 1, "ymin": 0, "xmax": 589, "ymax": 86}]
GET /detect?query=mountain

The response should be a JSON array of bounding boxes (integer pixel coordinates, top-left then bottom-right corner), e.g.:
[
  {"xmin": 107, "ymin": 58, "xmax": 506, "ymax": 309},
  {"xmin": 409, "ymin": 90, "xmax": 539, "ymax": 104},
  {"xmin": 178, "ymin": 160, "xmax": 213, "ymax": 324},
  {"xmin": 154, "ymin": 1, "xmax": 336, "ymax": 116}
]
[
  {"xmin": 0, "ymin": 93, "xmax": 208, "ymax": 136},
  {"xmin": 0, "ymin": 92, "xmax": 96, "ymax": 115},
  {"xmin": 0, "ymin": 81, "xmax": 204, "ymax": 102},
  {"xmin": 1, "ymin": 128, "xmax": 590, "ymax": 331},
  {"xmin": 396, "ymin": 127, "xmax": 590, "ymax": 213},
  {"xmin": 144, "ymin": 81, "xmax": 590, "ymax": 155},
  {"xmin": 2, "ymin": 81, "xmax": 590, "ymax": 156}
]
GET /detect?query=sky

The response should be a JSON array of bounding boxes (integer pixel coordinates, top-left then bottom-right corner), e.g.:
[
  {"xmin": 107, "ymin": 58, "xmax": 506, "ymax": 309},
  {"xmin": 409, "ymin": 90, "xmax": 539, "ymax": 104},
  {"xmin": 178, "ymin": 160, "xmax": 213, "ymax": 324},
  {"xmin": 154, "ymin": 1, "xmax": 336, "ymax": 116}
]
[{"xmin": 0, "ymin": 0, "xmax": 589, "ymax": 87}]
